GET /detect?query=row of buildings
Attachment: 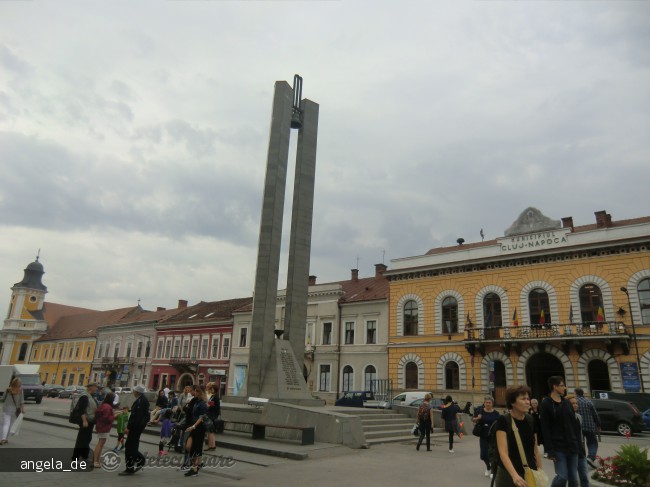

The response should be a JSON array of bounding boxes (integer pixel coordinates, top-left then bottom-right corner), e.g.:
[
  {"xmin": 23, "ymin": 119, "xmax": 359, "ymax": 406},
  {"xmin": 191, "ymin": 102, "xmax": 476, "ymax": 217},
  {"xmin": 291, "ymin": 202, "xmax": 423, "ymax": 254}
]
[{"xmin": 1, "ymin": 208, "xmax": 649, "ymax": 405}]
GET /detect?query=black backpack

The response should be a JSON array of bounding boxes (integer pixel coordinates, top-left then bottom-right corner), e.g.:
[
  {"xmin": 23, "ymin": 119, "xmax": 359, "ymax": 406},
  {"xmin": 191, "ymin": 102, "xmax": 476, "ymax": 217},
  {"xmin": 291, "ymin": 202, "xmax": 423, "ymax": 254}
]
[
  {"xmin": 487, "ymin": 413, "xmax": 535, "ymax": 476},
  {"xmin": 68, "ymin": 394, "xmax": 84, "ymax": 424}
]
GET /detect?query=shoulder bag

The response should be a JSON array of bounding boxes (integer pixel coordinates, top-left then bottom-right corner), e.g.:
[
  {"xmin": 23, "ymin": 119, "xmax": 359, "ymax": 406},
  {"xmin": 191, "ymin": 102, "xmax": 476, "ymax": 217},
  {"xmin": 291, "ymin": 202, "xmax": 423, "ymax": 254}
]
[{"xmin": 511, "ymin": 416, "xmax": 549, "ymax": 487}]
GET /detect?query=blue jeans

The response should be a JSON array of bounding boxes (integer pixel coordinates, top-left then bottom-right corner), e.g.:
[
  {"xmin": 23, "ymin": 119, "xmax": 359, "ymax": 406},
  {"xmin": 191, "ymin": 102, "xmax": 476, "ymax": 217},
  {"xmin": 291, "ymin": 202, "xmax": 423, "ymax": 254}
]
[
  {"xmin": 583, "ymin": 431, "xmax": 598, "ymax": 460},
  {"xmin": 551, "ymin": 450, "xmax": 579, "ymax": 487},
  {"xmin": 577, "ymin": 456, "xmax": 590, "ymax": 487}
]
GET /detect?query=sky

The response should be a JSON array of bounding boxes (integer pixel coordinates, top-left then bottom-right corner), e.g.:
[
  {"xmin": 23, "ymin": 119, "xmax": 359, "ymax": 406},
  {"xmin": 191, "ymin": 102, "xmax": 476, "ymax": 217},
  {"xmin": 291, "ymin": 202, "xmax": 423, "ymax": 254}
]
[{"xmin": 0, "ymin": 1, "xmax": 649, "ymax": 317}]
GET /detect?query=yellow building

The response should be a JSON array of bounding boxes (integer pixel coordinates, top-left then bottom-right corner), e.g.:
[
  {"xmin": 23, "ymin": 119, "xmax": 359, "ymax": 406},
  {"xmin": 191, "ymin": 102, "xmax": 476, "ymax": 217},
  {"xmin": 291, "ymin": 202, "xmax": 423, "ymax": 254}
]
[{"xmin": 386, "ymin": 208, "xmax": 650, "ymax": 405}]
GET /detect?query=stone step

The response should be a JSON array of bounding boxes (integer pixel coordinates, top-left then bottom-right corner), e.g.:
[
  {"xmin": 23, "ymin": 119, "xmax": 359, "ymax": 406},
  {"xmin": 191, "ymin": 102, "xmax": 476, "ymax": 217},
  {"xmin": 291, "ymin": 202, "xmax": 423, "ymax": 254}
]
[
  {"xmin": 363, "ymin": 428, "xmax": 420, "ymax": 440},
  {"xmin": 366, "ymin": 433, "xmax": 448, "ymax": 446},
  {"xmin": 360, "ymin": 417, "xmax": 414, "ymax": 426},
  {"xmin": 362, "ymin": 422, "xmax": 414, "ymax": 433}
]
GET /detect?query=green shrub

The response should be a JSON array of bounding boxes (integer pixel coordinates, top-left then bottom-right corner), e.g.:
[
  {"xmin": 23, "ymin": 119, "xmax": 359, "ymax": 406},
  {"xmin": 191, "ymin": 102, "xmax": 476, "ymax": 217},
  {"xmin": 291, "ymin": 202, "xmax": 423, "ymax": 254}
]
[{"xmin": 612, "ymin": 444, "xmax": 650, "ymax": 487}]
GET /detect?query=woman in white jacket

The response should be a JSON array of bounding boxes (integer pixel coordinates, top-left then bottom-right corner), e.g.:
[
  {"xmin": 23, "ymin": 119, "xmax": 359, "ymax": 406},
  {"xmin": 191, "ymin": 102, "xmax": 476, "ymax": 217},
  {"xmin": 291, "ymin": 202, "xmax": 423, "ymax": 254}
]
[{"xmin": 1, "ymin": 378, "xmax": 25, "ymax": 444}]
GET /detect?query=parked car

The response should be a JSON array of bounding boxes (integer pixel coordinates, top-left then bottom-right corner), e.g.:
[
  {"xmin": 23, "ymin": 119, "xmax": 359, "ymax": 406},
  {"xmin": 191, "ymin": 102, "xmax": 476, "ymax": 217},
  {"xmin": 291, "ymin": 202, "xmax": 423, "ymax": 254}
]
[
  {"xmin": 409, "ymin": 397, "xmax": 445, "ymax": 409},
  {"xmin": 335, "ymin": 391, "xmax": 377, "ymax": 408},
  {"xmin": 642, "ymin": 408, "xmax": 650, "ymax": 431},
  {"xmin": 592, "ymin": 398, "xmax": 645, "ymax": 436},
  {"xmin": 592, "ymin": 390, "xmax": 650, "ymax": 413},
  {"xmin": 58, "ymin": 385, "xmax": 85, "ymax": 399},
  {"xmin": 386, "ymin": 391, "xmax": 435, "ymax": 409},
  {"xmin": 44, "ymin": 384, "xmax": 65, "ymax": 398}
]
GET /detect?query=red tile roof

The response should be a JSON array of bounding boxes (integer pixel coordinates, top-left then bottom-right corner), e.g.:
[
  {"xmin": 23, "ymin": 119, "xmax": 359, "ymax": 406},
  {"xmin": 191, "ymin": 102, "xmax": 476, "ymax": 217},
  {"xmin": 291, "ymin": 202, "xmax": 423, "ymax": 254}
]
[
  {"xmin": 161, "ymin": 297, "xmax": 253, "ymax": 324},
  {"xmin": 41, "ymin": 302, "xmax": 97, "ymax": 329},
  {"xmin": 36, "ymin": 306, "xmax": 141, "ymax": 341}
]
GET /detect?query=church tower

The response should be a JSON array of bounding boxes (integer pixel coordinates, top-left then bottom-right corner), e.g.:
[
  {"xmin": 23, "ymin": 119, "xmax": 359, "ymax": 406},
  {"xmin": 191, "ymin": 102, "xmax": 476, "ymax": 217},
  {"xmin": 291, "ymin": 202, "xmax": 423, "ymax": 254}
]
[{"xmin": 0, "ymin": 255, "xmax": 49, "ymax": 365}]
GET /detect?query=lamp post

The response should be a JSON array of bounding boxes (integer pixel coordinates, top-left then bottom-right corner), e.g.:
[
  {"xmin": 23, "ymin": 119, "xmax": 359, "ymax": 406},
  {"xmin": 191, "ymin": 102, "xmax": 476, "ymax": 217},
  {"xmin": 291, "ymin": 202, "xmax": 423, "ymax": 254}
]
[{"xmin": 621, "ymin": 287, "xmax": 645, "ymax": 392}]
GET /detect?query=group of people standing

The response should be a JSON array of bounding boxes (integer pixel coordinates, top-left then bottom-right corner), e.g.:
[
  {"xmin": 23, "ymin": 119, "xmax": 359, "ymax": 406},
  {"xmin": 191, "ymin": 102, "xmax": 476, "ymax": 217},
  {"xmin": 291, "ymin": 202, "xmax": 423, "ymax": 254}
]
[
  {"xmin": 469, "ymin": 376, "xmax": 601, "ymax": 487},
  {"xmin": 68, "ymin": 381, "xmax": 221, "ymax": 477}
]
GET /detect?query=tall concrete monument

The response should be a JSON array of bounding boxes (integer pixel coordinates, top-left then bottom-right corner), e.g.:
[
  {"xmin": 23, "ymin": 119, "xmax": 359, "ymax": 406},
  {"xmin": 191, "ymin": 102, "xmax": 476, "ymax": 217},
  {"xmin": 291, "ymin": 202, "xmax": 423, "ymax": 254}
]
[{"xmin": 247, "ymin": 76, "xmax": 320, "ymax": 403}]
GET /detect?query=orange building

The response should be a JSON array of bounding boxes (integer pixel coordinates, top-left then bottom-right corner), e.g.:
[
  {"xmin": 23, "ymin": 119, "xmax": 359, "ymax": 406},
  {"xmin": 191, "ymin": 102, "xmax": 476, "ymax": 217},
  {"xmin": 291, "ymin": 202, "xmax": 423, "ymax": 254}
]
[{"xmin": 385, "ymin": 208, "xmax": 650, "ymax": 405}]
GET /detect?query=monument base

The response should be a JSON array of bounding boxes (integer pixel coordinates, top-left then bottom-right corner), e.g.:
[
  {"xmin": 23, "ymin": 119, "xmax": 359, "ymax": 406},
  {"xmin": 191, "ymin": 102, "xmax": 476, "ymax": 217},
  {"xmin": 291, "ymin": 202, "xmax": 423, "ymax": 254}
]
[{"xmin": 256, "ymin": 339, "xmax": 317, "ymax": 402}]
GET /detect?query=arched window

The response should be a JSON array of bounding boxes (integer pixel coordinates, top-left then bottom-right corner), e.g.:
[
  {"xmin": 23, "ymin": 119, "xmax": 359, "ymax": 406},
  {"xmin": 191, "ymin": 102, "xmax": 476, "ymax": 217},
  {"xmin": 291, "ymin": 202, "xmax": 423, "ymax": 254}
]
[
  {"xmin": 403, "ymin": 300, "xmax": 419, "ymax": 336},
  {"xmin": 483, "ymin": 293, "xmax": 502, "ymax": 327},
  {"xmin": 442, "ymin": 296, "xmax": 458, "ymax": 334},
  {"xmin": 18, "ymin": 343, "xmax": 28, "ymax": 361},
  {"xmin": 445, "ymin": 361, "xmax": 460, "ymax": 390},
  {"xmin": 529, "ymin": 288, "xmax": 551, "ymax": 327},
  {"xmin": 342, "ymin": 365, "xmax": 353, "ymax": 392},
  {"xmin": 638, "ymin": 278, "xmax": 650, "ymax": 325},
  {"xmin": 365, "ymin": 365, "xmax": 377, "ymax": 391},
  {"xmin": 405, "ymin": 362, "xmax": 418, "ymax": 389},
  {"xmin": 579, "ymin": 284, "xmax": 603, "ymax": 323}
]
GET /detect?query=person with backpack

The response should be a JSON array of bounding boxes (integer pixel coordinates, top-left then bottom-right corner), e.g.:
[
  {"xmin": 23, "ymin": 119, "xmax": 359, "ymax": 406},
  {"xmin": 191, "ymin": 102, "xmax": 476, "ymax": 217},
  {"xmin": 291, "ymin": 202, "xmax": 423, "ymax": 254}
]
[
  {"xmin": 71, "ymin": 382, "xmax": 99, "ymax": 465},
  {"xmin": 441, "ymin": 395, "xmax": 461, "ymax": 453},
  {"xmin": 205, "ymin": 382, "xmax": 221, "ymax": 451},
  {"xmin": 473, "ymin": 395, "xmax": 501, "ymax": 478},
  {"xmin": 540, "ymin": 376, "xmax": 581, "ymax": 487},
  {"xmin": 119, "ymin": 385, "xmax": 150, "ymax": 476},
  {"xmin": 493, "ymin": 385, "xmax": 543, "ymax": 487},
  {"xmin": 415, "ymin": 393, "xmax": 434, "ymax": 451}
]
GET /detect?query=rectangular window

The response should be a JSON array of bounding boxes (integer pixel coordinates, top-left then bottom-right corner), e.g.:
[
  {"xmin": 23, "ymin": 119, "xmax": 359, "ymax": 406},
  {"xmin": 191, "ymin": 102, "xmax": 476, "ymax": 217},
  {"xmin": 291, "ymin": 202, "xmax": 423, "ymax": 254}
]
[
  {"xmin": 126, "ymin": 342, "xmax": 132, "ymax": 358},
  {"xmin": 366, "ymin": 320, "xmax": 377, "ymax": 344},
  {"xmin": 86, "ymin": 346, "xmax": 91, "ymax": 358},
  {"xmin": 345, "ymin": 322, "xmax": 355, "ymax": 345},
  {"xmin": 222, "ymin": 337, "xmax": 230, "ymax": 359},
  {"xmin": 157, "ymin": 341, "xmax": 163, "ymax": 358},
  {"xmin": 191, "ymin": 339, "xmax": 198, "ymax": 359},
  {"xmin": 44, "ymin": 348, "xmax": 48, "ymax": 360},
  {"xmin": 319, "ymin": 364, "xmax": 331, "ymax": 392},
  {"xmin": 211, "ymin": 336, "xmax": 220, "ymax": 358},
  {"xmin": 137, "ymin": 341, "xmax": 143, "ymax": 358},
  {"xmin": 165, "ymin": 340, "xmax": 172, "ymax": 359},
  {"xmin": 173, "ymin": 340, "xmax": 180, "ymax": 358},
  {"xmin": 113, "ymin": 344, "xmax": 119, "ymax": 359},
  {"xmin": 322, "ymin": 322, "xmax": 332, "ymax": 345},
  {"xmin": 239, "ymin": 328, "xmax": 248, "ymax": 348},
  {"xmin": 182, "ymin": 340, "xmax": 189, "ymax": 357},
  {"xmin": 201, "ymin": 338, "xmax": 208, "ymax": 358}
]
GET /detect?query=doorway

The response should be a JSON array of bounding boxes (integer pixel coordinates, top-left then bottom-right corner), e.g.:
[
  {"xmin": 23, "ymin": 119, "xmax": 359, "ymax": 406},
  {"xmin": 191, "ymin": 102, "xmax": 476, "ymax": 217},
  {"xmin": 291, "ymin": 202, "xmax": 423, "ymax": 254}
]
[
  {"xmin": 526, "ymin": 352, "xmax": 565, "ymax": 401},
  {"xmin": 588, "ymin": 360, "xmax": 611, "ymax": 391}
]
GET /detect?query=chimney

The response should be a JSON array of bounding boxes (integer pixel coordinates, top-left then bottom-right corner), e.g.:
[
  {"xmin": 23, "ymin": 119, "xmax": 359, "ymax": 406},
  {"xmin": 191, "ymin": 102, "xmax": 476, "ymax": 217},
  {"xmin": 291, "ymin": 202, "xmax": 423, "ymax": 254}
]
[
  {"xmin": 606, "ymin": 213, "xmax": 612, "ymax": 226},
  {"xmin": 375, "ymin": 263, "xmax": 387, "ymax": 277},
  {"xmin": 156, "ymin": 307, "xmax": 166, "ymax": 311},
  {"xmin": 351, "ymin": 269, "xmax": 359, "ymax": 282},
  {"xmin": 595, "ymin": 210, "xmax": 607, "ymax": 228},
  {"xmin": 178, "ymin": 299, "xmax": 188, "ymax": 309},
  {"xmin": 561, "ymin": 216, "xmax": 574, "ymax": 231},
  {"xmin": 308, "ymin": 275, "xmax": 317, "ymax": 286}
]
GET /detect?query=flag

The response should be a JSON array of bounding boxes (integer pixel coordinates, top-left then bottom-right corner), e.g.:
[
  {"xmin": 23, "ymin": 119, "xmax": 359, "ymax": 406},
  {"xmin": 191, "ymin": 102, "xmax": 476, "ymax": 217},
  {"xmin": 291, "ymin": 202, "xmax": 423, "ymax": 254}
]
[
  {"xmin": 480, "ymin": 228, "xmax": 485, "ymax": 240},
  {"xmin": 596, "ymin": 306, "xmax": 605, "ymax": 322},
  {"xmin": 465, "ymin": 312, "xmax": 472, "ymax": 327},
  {"xmin": 539, "ymin": 309, "xmax": 546, "ymax": 326},
  {"xmin": 512, "ymin": 308, "xmax": 518, "ymax": 327},
  {"xmin": 485, "ymin": 309, "xmax": 492, "ymax": 326},
  {"xmin": 569, "ymin": 305, "xmax": 574, "ymax": 323}
]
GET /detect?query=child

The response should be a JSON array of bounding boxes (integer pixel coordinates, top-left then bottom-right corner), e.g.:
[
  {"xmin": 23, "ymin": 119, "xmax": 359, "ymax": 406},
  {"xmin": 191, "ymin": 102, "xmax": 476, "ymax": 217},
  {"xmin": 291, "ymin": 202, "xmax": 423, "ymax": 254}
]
[
  {"xmin": 159, "ymin": 409, "xmax": 175, "ymax": 456},
  {"xmin": 112, "ymin": 406, "xmax": 129, "ymax": 453}
]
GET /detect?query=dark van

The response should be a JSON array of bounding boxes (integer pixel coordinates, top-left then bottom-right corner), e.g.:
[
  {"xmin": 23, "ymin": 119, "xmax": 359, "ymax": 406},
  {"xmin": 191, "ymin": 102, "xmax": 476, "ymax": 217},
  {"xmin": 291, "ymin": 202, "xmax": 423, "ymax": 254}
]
[
  {"xmin": 335, "ymin": 391, "xmax": 376, "ymax": 408},
  {"xmin": 592, "ymin": 398, "xmax": 645, "ymax": 436}
]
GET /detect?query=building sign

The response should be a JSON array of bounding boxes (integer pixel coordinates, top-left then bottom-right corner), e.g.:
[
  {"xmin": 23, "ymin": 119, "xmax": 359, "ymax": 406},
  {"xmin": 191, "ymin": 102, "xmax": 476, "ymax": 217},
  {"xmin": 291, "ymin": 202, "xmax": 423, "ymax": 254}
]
[
  {"xmin": 620, "ymin": 362, "xmax": 641, "ymax": 393},
  {"xmin": 498, "ymin": 229, "xmax": 570, "ymax": 254}
]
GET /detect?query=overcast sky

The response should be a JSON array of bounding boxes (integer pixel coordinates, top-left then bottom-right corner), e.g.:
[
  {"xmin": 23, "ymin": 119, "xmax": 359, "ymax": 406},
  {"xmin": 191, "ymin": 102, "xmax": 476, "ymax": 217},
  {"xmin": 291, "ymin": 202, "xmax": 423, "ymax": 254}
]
[{"xmin": 1, "ymin": 1, "xmax": 648, "ymax": 317}]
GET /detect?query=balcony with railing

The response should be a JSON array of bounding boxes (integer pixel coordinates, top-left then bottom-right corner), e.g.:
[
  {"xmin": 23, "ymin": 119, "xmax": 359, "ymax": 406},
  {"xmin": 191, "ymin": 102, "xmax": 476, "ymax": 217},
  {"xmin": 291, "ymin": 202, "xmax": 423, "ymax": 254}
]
[
  {"xmin": 169, "ymin": 354, "xmax": 199, "ymax": 371},
  {"xmin": 464, "ymin": 321, "xmax": 630, "ymax": 356},
  {"xmin": 101, "ymin": 356, "xmax": 133, "ymax": 365}
]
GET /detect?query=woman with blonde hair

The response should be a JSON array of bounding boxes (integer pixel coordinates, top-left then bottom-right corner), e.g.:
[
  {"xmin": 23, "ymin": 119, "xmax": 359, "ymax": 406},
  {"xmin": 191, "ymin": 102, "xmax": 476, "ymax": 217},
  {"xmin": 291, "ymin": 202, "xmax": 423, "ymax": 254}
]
[{"xmin": 1, "ymin": 378, "xmax": 24, "ymax": 444}]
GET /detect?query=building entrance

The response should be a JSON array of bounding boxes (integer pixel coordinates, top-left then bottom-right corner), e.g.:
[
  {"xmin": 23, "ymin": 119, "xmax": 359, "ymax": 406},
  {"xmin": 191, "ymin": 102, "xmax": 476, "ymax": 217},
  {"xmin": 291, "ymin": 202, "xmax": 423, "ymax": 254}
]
[
  {"xmin": 526, "ymin": 352, "xmax": 564, "ymax": 401},
  {"xmin": 588, "ymin": 359, "xmax": 611, "ymax": 391}
]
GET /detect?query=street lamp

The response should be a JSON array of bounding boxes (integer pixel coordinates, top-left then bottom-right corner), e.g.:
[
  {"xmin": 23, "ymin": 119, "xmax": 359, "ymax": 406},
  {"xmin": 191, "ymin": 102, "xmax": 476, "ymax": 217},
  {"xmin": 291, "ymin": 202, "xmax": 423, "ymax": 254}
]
[{"xmin": 621, "ymin": 287, "xmax": 645, "ymax": 392}]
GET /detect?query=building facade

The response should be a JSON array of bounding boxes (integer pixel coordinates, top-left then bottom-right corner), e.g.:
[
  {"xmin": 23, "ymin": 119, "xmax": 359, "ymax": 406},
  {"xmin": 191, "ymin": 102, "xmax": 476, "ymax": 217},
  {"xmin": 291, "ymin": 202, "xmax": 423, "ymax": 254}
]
[
  {"xmin": 229, "ymin": 266, "xmax": 390, "ymax": 404},
  {"xmin": 386, "ymin": 208, "xmax": 650, "ymax": 405}
]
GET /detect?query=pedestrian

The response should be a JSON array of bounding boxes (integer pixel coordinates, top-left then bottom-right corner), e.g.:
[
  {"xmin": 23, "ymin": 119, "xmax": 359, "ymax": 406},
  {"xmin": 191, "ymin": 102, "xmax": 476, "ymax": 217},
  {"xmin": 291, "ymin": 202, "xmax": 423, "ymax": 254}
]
[
  {"xmin": 72, "ymin": 382, "xmax": 99, "ymax": 465},
  {"xmin": 568, "ymin": 395, "xmax": 590, "ymax": 487},
  {"xmin": 494, "ymin": 385, "xmax": 543, "ymax": 487},
  {"xmin": 150, "ymin": 389, "xmax": 169, "ymax": 424},
  {"xmin": 415, "ymin": 393, "xmax": 434, "ymax": 451},
  {"xmin": 112, "ymin": 405, "xmax": 129, "ymax": 452},
  {"xmin": 205, "ymin": 382, "xmax": 220, "ymax": 451},
  {"xmin": 179, "ymin": 386, "xmax": 198, "ymax": 470},
  {"xmin": 159, "ymin": 409, "xmax": 174, "ymax": 456},
  {"xmin": 529, "ymin": 398, "xmax": 544, "ymax": 455},
  {"xmin": 441, "ymin": 395, "xmax": 461, "ymax": 453},
  {"xmin": 574, "ymin": 388, "xmax": 601, "ymax": 468},
  {"xmin": 93, "ymin": 392, "xmax": 115, "ymax": 468},
  {"xmin": 1, "ymin": 378, "xmax": 25, "ymax": 445},
  {"xmin": 540, "ymin": 376, "xmax": 581, "ymax": 487},
  {"xmin": 184, "ymin": 384, "xmax": 208, "ymax": 477},
  {"xmin": 473, "ymin": 395, "xmax": 500, "ymax": 477},
  {"xmin": 179, "ymin": 385, "xmax": 192, "ymax": 410},
  {"xmin": 119, "ymin": 384, "xmax": 150, "ymax": 476}
]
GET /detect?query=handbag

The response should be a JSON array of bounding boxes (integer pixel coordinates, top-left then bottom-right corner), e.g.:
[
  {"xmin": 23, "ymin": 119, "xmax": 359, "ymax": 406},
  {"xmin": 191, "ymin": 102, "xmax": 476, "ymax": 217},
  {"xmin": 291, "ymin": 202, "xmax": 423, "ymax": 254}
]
[
  {"xmin": 472, "ymin": 422, "xmax": 483, "ymax": 437},
  {"xmin": 10, "ymin": 394, "xmax": 21, "ymax": 417},
  {"xmin": 512, "ymin": 417, "xmax": 549, "ymax": 487},
  {"xmin": 10, "ymin": 414, "xmax": 23, "ymax": 436},
  {"xmin": 412, "ymin": 423, "xmax": 419, "ymax": 436}
]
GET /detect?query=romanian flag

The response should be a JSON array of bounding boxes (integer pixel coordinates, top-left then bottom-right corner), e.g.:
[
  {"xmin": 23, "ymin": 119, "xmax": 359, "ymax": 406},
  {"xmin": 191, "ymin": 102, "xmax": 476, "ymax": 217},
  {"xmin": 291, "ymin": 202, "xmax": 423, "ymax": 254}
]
[
  {"xmin": 569, "ymin": 305, "xmax": 574, "ymax": 323},
  {"xmin": 596, "ymin": 306, "xmax": 605, "ymax": 322},
  {"xmin": 513, "ymin": 308, "xmax": 518, "ymax": 327},
  {"xmin": 539, "ymin": 309, "xmax": 546, "ymax": 326}
]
